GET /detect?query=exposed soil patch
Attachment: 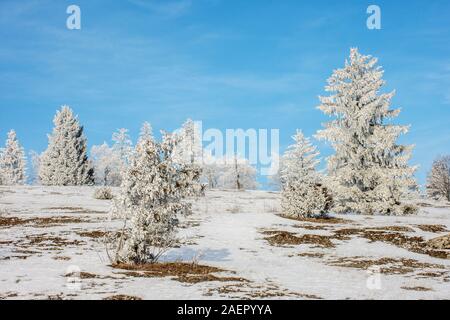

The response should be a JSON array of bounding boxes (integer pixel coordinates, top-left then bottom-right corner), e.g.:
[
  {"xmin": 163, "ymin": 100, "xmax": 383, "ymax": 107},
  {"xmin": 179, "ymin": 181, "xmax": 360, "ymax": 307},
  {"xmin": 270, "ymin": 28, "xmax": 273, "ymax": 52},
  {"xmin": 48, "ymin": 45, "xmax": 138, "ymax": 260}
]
[
  {"xmin": 416, "ymin": 224, "xmax": 448, "ymax": 233},
  {"xmin": 262, "ymin": 231, "xmax": 335, "ymax": 248},
  {"xmin": 104, "ymin": 295, "xmax": 142, "ymax": 300},
  {"xmin": 112, "ymin": 262, "xmax": 246, "ymax": 284},
  {"xmin": 328, "ymin": 256, "xmax": 445, "ymax": 275}
]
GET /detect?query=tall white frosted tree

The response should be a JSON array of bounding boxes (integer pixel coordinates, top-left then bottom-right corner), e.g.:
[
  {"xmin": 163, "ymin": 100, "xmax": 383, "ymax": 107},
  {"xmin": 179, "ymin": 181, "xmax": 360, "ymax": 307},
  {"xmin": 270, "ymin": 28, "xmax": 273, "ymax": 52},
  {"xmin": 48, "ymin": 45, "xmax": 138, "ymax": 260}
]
[
  {"xmin": 112, "ymin": 128, "xmax": 133, "ymax": 167},
  {"xmin": 427, "ymin": 155, "xmax": 450, "ymax": 201},
  {"xmin": 39, "ymin": 106, "xmax": 94, "ymax": 186},
  {"xmin": 0, "ymin": 130, "xmax": 27, "ymax": 185},
  {"xmin": 138, "ymin": 121, "xmax": 153, "ymax": 144},
  {"xmin": 316, "ymin": 48, "xmax": 417, "ymax": 215},
  {"xmin": 173, "ymin": 118, "xmax": 203, "ymax": 165},
  {"xmin": 91, "ymin": 127, "xmax": 134, "ymax": 187},
  {"xmin": 110, "ymin": 129, "xmax": 203, "ymax": 264},
  {"xmin": 28, "ymin": 150, "xmax": 41, "ymax": 185},
  {"xmin": 91, "ymin": 143, "xmax": 122, "ymax": 186},
  {"xmin": 280, "ymin": 131, "xmax": 330, "ymax": 218}
]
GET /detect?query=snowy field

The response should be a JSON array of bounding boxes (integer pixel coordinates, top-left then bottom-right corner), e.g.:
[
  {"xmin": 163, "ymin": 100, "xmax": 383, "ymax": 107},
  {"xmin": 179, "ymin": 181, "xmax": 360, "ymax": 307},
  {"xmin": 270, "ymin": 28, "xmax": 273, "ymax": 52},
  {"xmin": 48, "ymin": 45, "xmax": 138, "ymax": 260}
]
[{"xmin": 0, "ymin": 186, "xmax": 449, "ymax": 300}]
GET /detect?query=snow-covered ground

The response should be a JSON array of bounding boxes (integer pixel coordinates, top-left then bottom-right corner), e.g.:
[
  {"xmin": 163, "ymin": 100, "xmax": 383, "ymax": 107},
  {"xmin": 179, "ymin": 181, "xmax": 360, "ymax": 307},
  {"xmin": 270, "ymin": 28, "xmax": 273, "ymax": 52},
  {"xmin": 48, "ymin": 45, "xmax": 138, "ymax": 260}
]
[{"xmin": 0, "ymin": 186, "xmax": 449, "ymax": 300}]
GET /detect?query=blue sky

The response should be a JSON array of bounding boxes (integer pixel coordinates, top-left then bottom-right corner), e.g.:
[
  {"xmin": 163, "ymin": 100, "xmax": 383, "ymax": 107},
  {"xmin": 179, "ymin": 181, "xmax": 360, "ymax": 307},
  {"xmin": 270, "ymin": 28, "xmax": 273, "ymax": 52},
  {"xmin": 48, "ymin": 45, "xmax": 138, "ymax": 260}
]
[{"xmin": 0, "ymin": 0, "xmax": 449, "ymax": 188}]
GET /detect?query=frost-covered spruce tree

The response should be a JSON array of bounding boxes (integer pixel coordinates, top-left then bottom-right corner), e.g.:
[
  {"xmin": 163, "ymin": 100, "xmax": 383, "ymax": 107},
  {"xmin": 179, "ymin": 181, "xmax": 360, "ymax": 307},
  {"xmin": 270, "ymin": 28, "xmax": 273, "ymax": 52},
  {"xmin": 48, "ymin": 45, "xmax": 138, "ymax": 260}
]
[
  {"xmin": 28, "ymin": 150, "xmax": 41, "ymax": 185},
  {"xmin": 316, "ymin": 48, "xmax": 417, "ymax": 215},
  {"xmin": 110, "ymin": 128, "xmax": 203, "ymax": 265},
  {"xmin": 427, "ymin": 156, "xmax": 450, "ymax": 201},
  {"xmin": 91, "ymin": 143, "xmax": 122, "ymax": 186},
  {"xmin": 173, "ymin": 118, "xmax": 203, "ymax": 165},
  {"xmin": 39, "ymin": 106, "xmax": 94, "ymax": 186},
  {"xmin": 112, "ymin": 128, "xmax": 133, "ymax": 171},
  {"xmin": 279, "ymin": 130, "xmax": 320, "ymax": 187},
  {"xmin": 112, "ymin": 128, "xmax": 133, "ymax": 162},
  {"xmin": 91, "ymin": 127, "xmax": 134, "ymax": 187},
  {"xmin": 0, "ymin": 130, "xmax": 27, "ymax": 185},
  {"xmin": 280, "ymin": 130, "xmax": 331, "ymax": 218},
  {"xmin": 138, "ymin": 121, "xmax": 153, "ymax": 144}
]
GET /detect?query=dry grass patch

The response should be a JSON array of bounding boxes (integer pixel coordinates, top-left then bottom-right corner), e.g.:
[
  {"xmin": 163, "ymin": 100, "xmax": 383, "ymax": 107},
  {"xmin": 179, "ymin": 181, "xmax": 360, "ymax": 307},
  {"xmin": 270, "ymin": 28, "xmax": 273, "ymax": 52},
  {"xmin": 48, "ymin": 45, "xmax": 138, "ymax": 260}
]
[
  {"xmin": 32, "ymin": 216, "xmax": 89, "ymax": 227},
  {"xmin": 22, "ymin": 234, "xmax": 85, "ymax": 249},
  {"xmin": 206, "ymin": 283, "xmax": 322, "ymax": 299},
  {"xmin": 328, "ymin": 256, "xmax": 445, "ymax": 275},
  {"xmin": 0, "ymin": 292, "xmax": 19, "ymax": 300},
  {"xmin": 279, "ymin": 214, "xmax": 351, "ymax": 224},
  {"xmin": 0, "ymin": 216, "xmax": 27, "ymax": 227},
  {"xmin": 0, "ymin": 215, "xmax": 90, "ymax": 228},
  {"xmin": 65, "ymin": 272, "xmax": 100, "ymax": 279},
  {"xmin": 401, "ymin": 286, "xmax": 432, "ymax": 292},
  {"xmin": 53, "ymin": 256, "xmax": 71, "ymax": 261},
  {"xmin": 298, "ymin": 252, "xmax": 325, "ymax": 258},
  {"xmin": 427, "ymin": 234, "xmax": 450, "ymax": 250},
  {"xmin": 262, "ymin": 230, "xmax": 335, "ymax": 248},
  {"xmin": 369, "ymin": 226, "xmax": 415, "ymax": 232},
  {"xmin": 104, "ymin": 295, "xmax": 142, "ymax": 300},
  {"xmin": 416, "ymin": 224, "xmax": 448, "ymax": 233},
  {"xmin": 112, "ymin": 262, "xmax": 246, "ymax": 284},
  {"xmin": 417, "ymin": 271, "xmax": 448, "ymax": 278},
  {"xmin": 332, "ymin": 228, "xmax": 449, "ymax": 259},
  {"xmin": 76, "ymin": 230, "xmax": 109, "ymax": 239},
  {"xmin": 295, "ymin": 224, "xmax": 331, "ymax": 231},
  {"xmin": 1, "ymin": 255, "xmax": 30, "ymax": 261},
  {"xmin": 44, "ymin": 207, "xmax": 106, "ymax": 214}
]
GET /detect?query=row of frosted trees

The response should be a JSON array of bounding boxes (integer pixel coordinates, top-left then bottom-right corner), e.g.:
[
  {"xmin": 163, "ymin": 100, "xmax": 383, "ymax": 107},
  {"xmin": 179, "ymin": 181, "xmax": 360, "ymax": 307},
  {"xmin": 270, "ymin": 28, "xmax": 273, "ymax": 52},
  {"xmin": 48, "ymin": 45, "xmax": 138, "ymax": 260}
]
[{"xmin": 0, "ymin": 108, "xmax": 257, "ymax": 189}]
